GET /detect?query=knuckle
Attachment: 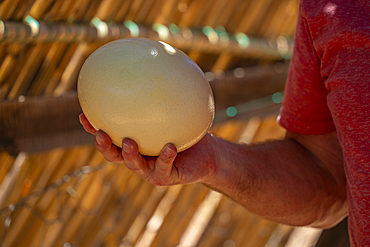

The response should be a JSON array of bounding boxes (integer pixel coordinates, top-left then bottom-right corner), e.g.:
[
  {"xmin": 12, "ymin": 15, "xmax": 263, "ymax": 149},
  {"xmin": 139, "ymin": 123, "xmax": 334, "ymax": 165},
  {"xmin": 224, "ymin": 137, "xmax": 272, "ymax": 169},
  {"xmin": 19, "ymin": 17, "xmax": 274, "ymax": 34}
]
[
  {"xmin": 149, "ymin": 177, "xmax": 167, "ymax": 186},
  {"xmin": 156, "ymin": 165, "xmax": 169, "ymax": 174},
  {"xmin": 95, "ymin": 146, "xmax": 121, "ymax": 163},
  {"xmin": 95, "ymin": 142, "xmax": 103, "ymax": 151},
  {"xmin": 150, "ymin": 178, "xmax": 174, "ymax": 186},
  {"xmin": 125, "ymin": 162, "xmax": 150, "ymax": 178},
  {"xmin": 147, "ymin": 170, "xmax": 172, "ymax": 186},
  {"xmin": 151, "ymin": 180, "xmax": 165, "ymax": 186},
  {"xmin": 105, "ymin": 155, "xmax": 118, "ymax": 162},
  {"xmin": 95, "ymin": 145, "xmax": 109, "ymax": 157}
]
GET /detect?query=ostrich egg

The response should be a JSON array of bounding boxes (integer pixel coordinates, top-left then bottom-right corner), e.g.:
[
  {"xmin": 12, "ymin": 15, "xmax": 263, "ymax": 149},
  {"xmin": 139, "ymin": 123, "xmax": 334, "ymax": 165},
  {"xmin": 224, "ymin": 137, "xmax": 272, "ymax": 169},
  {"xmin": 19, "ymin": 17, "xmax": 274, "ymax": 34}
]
[{"xmin": 78, "ymin": 38, "xmax": 215, "ymax": 156}]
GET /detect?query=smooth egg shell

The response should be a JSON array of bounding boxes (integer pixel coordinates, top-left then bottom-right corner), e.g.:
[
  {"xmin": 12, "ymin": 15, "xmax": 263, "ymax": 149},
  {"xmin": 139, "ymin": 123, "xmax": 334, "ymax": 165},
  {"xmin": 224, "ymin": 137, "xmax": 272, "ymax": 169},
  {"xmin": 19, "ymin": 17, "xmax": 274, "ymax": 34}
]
[{"xmin": 78, "ymin": 38, "xmax": 215, "ymax": 156}]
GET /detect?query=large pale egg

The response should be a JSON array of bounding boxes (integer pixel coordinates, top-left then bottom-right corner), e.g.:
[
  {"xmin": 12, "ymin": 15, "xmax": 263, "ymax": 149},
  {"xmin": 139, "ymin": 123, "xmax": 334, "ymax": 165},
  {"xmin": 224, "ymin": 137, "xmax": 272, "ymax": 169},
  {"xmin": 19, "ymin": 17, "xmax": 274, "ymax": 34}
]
[{"xmin": 78, "ymin": 38, "xmax": 215, "ymax": 156}]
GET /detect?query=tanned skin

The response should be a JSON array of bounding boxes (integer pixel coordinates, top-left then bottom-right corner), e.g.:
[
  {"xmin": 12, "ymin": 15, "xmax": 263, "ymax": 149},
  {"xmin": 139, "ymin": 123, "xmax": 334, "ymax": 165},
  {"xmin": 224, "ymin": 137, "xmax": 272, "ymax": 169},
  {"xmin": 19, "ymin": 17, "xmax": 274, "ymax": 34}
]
[{"xmin": 80, "ymin": 113, "xmax": 348, "ymax": 229}]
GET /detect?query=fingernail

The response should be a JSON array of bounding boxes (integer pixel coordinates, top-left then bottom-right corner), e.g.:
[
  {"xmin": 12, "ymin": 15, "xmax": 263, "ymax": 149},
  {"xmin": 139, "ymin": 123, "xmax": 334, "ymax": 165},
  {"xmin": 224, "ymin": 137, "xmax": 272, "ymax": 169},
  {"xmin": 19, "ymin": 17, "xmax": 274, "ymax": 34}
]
[
  {"xmin": 122, "ymin": 142, "xmax": 131, "ymax": 154},
  {"xmin": 96, "ymin": 131, "xmax": 103, "ymax": 146},
  {"xmin": 163, "ymin": 146, "xmax": 174, "ymax": 159}
]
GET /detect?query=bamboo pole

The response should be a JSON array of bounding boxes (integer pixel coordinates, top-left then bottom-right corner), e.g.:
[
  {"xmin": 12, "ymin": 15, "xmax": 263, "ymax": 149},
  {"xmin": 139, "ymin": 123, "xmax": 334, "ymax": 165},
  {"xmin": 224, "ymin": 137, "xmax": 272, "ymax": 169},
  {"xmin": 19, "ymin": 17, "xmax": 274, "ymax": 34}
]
[
  {"xmin": 28, "ymin": 43, "xmax": 68, "ymax": 95},
  {"xmin": 275, "ymin": 0, "xmax": 299, "ymax": 37},
  {"xmin": 213, "ymin": 0, "xmax": 240, "ymax": 27},
  {"xmin": 12, "ymin": 0, "xmax": 29, "ymax": 20},
  {"xmin": 211, "ymin": 0, "xmax": 275, "ymax": 71},
  {"xmin": 150, "ymin": 184, "xmax": 209, "ymax": 246},
  {"xmin": 238, "ymin": 117, "xmax": 262, "ymax": 144},
  {"xmin": 212, "ymin": 120, "xmax": 244, "ymax": 142},
  {"xmin": 45, "ymin": 44, "xmax": 78, "ymax": 95},
  {"xmin": 40, "ymin": 151, "xmax": 105, "ymax": 247},
  {"xmin": 62, "ymin": 171, "xmax": 109, "ymax": 243},
  {"xmin": 196, "ymin": 197, "xmax": 239, "ymax": 246},
  {"xmin": 53, "ymin": 43, "xmax": 97, "ymax": 96},
  {"xmin": 252, "ymin": 115, "xmax": 286, "ymax": 143},
  {"xmin": 178, "ymin": 0, "xmax": 213, "ymax": 61},
  {"xmin": 224, "ymin": 0, "xmax": 252, "ymax": 32},
  {"xmin": 152, "ymin": 0, "xmax": 177, "ymax": 25},
  {"xmin": 134, "ymin": 185, "xmax": 183, "ymax": 247},
  {"xmin": 83, "ymin": 183, "xmax": 123, "ymax": 247},
  {"xmin": 77, "ymin": 155, "xmax": 137, "ymax": 246},
  {"xmin": 0, "ymin": 46, "xmax": 19, "ymax": 87},
  {"xmin": 95, "ymin": 0, "xmax": 125, "ymax": 21},
  {"xmin": 29, "ymin": 0, "xmax": 56, "ymax": 19},
  {"xmin": 143, "ymin": 0, "xmax": 164, "ymax": 25},
  {"xmin": 5, "ymin": 146, "xmax": 99, "ymax": 246},
  {"xmin": 264, "ymin": 224, "xmax": 294, "ymax": 247},
  {"xmin": 0, "ymin": 153, "xmax": 28, "ymax": 209},
  {"xmin": 42, "ymin": 173, "xmax": 97, "ymax": 246},
  {"xmin": 57, "ymin": 0, "xmax": 78, "ymax": 20},
  {"xmin": 125, "ymin": 0, "xmax": 145, "ymax": 21},
  {"xmin": 0, "ymin": 45, "xmax": 25, "ymax": 100},
  {"xmin": 80, "ymin": 0, "xmax": 102, "ymax": 22},
  {"xmin": 135, "ymin": 0, "xmax": 157, "ymax": 24},
  {"xmin": 75, "ymin": 165, "xmax": 128, "ymax": 245},
  {"xmin": 258, "ymin": 0, "xmax": 290, "ymax": 37},
  {"xmin": 177, "ymin": 0, "xmax": 230, "ymax": 66},
  {"xmin": 0, "ymin": 0, "xmax": 21, "ymax": 20},
  {"xmin": 0, "ymin": 21, "xmax": 293, "ymax": 60},
  {"xmin": 112, "ymin": 0, "xmax": 135, "ymax": 22},
  {"xmin": 84, "ymin": 175, "xmax": 145, "ymax": 246},
  {"xmin": 0, "ymin": 43, "xmax": 9, "ymax": 66},
  {"xmin": 112, "ymin": 179, "xmax": 152, "ymax": 238},
  {"xmin": 0, "ymin": 153, "xmax": 15, "ymax": 185},
  {"xmin": 79, "ymin": 166, "xmax": 136, "ymax": 246},
  {"xmin": 100, "ymin": 181, "xmax": 156, "ymax": 246},
  {"xmin": 242, "ymin": 220, "xmax": 278, "ymax": 246},
  {"xmin": 164, "ymin": 0, "xmax": 190, "ymax": 25},
  {"xmin": 7, "ymin": 44, "xmax": 51, "ymax": 99},
  {"xmin": 3, "ymin": 149, "xmax": 69, "ymax": 245},
  {"xmin": 4, "ymin": 151, "xmax": 67, "ymax": 246},
  {"xmin": 120, "ymin": 186, "xmax": 168, "ymax": 246},
  {"xmin": 43, "ymin": 0, "xmax": 91, "ymax": 100}
]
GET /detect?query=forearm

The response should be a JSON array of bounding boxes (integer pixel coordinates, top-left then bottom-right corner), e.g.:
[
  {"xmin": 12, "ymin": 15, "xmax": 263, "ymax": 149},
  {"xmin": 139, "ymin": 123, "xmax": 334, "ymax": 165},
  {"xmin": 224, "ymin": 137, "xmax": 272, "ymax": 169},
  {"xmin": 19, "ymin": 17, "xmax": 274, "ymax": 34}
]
[
  {"xmin": 81, "ymin": 111, "xmax": 348, "ymax": 228},
  {"xmin": 203, "ymin": 134, "xmax": 348, "ymax": 228}
]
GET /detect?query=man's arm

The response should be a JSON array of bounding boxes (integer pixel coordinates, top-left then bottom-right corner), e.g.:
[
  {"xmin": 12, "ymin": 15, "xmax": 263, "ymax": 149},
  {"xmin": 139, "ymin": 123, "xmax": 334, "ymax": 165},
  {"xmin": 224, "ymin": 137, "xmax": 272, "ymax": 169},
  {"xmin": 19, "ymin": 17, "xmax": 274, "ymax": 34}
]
[
  {"xmin": 204, "ymin": 131, "xmax": 348, "ymax": 229},
  {"xmin": 80, "ymin": 113, "xmax": 348, "ymax": 229}
]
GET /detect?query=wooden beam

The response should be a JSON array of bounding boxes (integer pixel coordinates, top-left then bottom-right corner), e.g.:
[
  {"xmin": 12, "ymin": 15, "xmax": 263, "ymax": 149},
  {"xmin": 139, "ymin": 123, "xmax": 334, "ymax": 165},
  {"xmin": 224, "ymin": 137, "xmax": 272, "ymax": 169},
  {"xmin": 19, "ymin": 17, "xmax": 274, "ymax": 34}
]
[
  {"xmin": 0, "ymin": 92, "xmax": 94, "ymax": 155},
  {"xmin": 210, "ymin": 61, "xmax": 288, "ymax": 111},
  {"xmin": 0, "ymin": 20, "xmax": 293, "ymax": 60},
  {"xmin": 0, "ymin": 63, "xmax": 288, "ymax": 155}
]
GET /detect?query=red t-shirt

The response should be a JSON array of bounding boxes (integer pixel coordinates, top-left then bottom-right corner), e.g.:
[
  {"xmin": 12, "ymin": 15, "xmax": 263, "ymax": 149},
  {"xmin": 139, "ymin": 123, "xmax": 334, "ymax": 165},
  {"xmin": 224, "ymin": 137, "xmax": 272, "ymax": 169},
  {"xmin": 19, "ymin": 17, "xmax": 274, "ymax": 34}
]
[{"xmin": 277, "ymin": 0, "xmax": 370, "ymax": 245}]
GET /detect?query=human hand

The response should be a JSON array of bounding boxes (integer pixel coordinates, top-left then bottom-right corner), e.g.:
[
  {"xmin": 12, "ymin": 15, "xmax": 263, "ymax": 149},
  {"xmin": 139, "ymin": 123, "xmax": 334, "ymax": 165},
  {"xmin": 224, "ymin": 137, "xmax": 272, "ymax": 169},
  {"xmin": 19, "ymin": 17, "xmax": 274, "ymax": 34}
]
[{"xmin": 79, "ymin": 113, "xmax": 218, "ymax": 186}]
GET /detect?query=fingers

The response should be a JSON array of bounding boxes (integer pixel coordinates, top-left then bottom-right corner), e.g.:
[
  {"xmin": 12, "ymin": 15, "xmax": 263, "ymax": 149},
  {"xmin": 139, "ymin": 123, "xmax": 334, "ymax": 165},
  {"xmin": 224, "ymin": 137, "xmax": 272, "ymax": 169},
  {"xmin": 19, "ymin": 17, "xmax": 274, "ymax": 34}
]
[
  {"xmin": 122, "ymin": 138, "xmax": 152, "ymax": 179},
  {"xmin": 95, "ymin": 130, "xmax": 124, "ymax": 163},
  {"xmin": 122, "ymin": 139, "xmax": 179, "ymax": 185},
  {"xmin": 156, "ymin": 144, "xmax": 178, "ymax": 179},
  {"xmin": 79, "ymin": 112, "xmax": 181, "ymax": 185},
  {"xmin": 79, "ymin": 113, "xmax": 96, "ymax": 134},
  {"xmin": 79, "ymin": 113, "xmax": 123, "ymax": 163}
]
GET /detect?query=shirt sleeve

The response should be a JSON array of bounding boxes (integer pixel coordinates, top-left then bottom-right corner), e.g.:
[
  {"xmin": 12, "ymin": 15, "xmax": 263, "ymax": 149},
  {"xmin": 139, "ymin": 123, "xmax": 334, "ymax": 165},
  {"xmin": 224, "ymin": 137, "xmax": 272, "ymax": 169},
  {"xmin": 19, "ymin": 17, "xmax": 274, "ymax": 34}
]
[{"xmin": 277, "ymin": 3, "xmax": 336, "ymax": 135}]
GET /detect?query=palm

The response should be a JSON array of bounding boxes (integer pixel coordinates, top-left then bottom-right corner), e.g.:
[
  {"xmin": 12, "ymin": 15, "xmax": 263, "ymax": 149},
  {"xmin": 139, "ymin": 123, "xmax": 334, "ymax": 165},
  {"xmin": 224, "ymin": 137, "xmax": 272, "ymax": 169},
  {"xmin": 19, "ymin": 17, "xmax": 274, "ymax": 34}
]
[
  {"xmin": 144, "ymin": 134, "xmax": 216, "ymax": 185},
  {"xmin": 79, "ymin": 113, "xmax": 216, "ymax": 186}
]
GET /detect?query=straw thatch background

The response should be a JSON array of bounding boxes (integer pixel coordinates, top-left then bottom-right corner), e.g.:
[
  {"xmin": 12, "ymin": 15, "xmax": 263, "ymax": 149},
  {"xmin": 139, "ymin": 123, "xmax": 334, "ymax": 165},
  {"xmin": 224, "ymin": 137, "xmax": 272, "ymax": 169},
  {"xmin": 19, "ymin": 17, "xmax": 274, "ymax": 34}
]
[{"xmin": 0, "ymin": 0, "xmax": 349, "ymax": 246}]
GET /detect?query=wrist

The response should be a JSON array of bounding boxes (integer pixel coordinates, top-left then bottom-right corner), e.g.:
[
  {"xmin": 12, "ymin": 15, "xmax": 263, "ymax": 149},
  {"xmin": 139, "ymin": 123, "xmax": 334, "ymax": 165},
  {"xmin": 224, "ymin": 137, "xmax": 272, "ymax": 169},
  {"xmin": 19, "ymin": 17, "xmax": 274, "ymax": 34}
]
[
  {"xmin": 201, "ymin": 135, "xmax": 255, "ymax": 199},
  {"xmin": 202, "ymin": 134, "xmax": 232, "ymax": 186}
]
